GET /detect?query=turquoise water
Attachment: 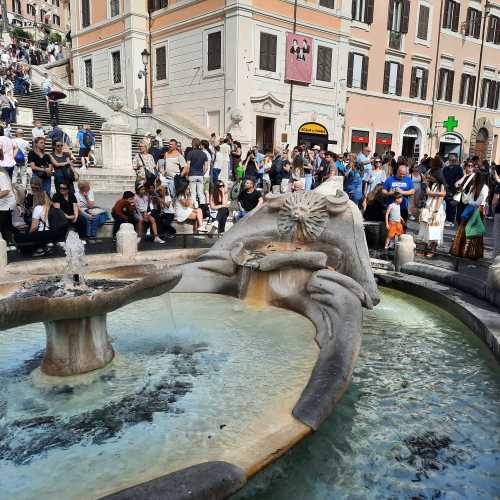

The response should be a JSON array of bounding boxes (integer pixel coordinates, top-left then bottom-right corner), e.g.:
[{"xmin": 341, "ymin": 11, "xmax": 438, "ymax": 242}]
[{"xmin": 233, "ymin": 288, "xmax": 500, "ymax": 500}]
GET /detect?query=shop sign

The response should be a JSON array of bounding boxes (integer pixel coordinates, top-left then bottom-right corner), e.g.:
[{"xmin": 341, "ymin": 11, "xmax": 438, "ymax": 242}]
[
  {"xmin": 441, "ymin": 134, "xmax": 462, "ymax": 144},
  {"xmin": 298, "ymin": 122, "xmax": 328, "ymax": 136},
  {"xmin": 376, "ymin": 133, "xmax": 392, "ymax": 145}
]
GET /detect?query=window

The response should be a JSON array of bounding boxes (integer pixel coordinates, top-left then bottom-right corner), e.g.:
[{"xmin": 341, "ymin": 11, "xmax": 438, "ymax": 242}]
[
  {"xmin": 110, "ymin": 0, "xmax": 120, "ymax": 17},
  {"xmin": 111, "ymin": 51, "xmax": 122, "ymax": 84},
  {"xmin": 465, "ymin": 8, "xmax": 482, "ymax": 39},
  {"xmin": 84, "ymin": 59, "xmax": 93, "ymax": 88},
  {"xmin": 12, "ymin": 0, "xmax": 21, "ymax": 14},
  {"xmin": 383, "ymin": 61, "xmax": 403, "ymax": 95},
  {"xmin": 207, "ymin": 31, "xmax": 222, "ymax": 72},
  {"xmin": 148, "ymin": 0, "xmax": 168, "ymax": 12},
  {"xmin": 480, "ymin": 79, "xmax": 499, "ymax": 109},
  {"xmin": 459, "ymin": 74, "xmax": 476, "ymax": 105},
  {"xmin": 316, "ymin": 46, "xmax": 333, "ymax": 82},
  {"xmin": 53, "ymin": 0, "xmax": 60, "ymax": 6},
  {"xmin": 40, "ymin": 9, "xmax": 46, "ymax": 21},
  {"xmin": 416, "ymin": 5, "xmax": 430, "ymax": 40},
  {"xmin": 350, "ymin": 130, "xmax": 369, "ymax": 154},
  {"xmin": 319, "ymin": 0, "xmax": 335, "ymax": 8},
  {"xmin": 409, "ymin": 67, "xmax": 428, "ymax": 100},
  {"xmin": 82, "ymin": 0, "xmax": 91, "ymax": 28},
  {"xmin": 155, "ymin": 46, "xmax": 167, "ymax": 81},
  {"xmin": 437, "ymin": 68, "xmax": 454, "ymax": 101},
  {"xmin": 27, "ymin": 4, "xmax": 35, "ymax": 16},
  {"xmin": 443, "ymin": 0, "xmax": 460, "ymax": 32},
  {"xmin": 347, "ymin": 52, "xmax": 368, "ymax": 90},
  {"xmin": 387, "ymin": 0, "xmax": 410, "ymax": 34},
  {"xmin": 487, "ymin": 15, "xmax": 500, "ymax": 44},
  {"xmin": 352, "ymin": 0, "xmax": 374, "ymax": 24},
  {"xmin": 53, "ymin": 14, "xmax": 60, "ymax": 26},
  {"xmin": 259, "ymin": 33, "xmax": 277, "ymax": 72}
]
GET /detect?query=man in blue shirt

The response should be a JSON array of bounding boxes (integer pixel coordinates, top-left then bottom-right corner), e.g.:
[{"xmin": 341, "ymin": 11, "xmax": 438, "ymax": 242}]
[{"xmin": 383, "ymin": 164, "xmax": 415, "ymax": 222}]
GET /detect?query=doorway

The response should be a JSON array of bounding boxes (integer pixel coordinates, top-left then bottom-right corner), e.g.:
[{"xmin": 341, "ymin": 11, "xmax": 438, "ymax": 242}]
[
  {"xmin": 256, "ymin": 116, "xmax": 275, "ymax": 153},
  {"xmin": 474, "ymin": 127, "xmax": 489, "ymax": 161},
  {"xmin": 402, "ymin": 126, "xmax": 421, "ymax": 161}
]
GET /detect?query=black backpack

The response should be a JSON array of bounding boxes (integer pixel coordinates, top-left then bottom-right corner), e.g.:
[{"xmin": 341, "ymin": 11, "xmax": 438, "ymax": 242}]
[
  {"xmin": 48, "ymin": 206, "xmax": 69, "ymax": 234},
  {"xmin": 83, "ymin": 131, "xmax": 93, "ymax": 147}
]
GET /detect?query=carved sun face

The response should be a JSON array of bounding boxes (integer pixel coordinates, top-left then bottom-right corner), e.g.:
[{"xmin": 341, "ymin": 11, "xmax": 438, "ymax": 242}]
[{"xmin": 277, "ymin": 192, "xmax": 328, "ymax": 242}]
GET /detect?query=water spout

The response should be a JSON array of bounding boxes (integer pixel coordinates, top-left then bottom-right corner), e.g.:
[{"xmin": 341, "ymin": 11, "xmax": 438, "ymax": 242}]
[{"xmin": 64, "ymin": 231, "xmax": 86, "ymax": 289}]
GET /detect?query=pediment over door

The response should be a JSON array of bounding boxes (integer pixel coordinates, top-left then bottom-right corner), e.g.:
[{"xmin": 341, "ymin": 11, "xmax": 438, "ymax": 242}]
[{"xmin": 250, "ymin": 93, "xmax": 286, "ymax": 115}]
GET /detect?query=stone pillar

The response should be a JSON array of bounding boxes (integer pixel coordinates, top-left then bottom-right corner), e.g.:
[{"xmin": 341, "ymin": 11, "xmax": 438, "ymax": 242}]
[
  {"xmin": 101, "ymin": 96, "xmax": 133, "ymax": 171},
  {"xmin": 42, "ymin": 315, "xmax": 114, "ymax": 376},
  {"xmin": 0, "ymin": 236, "xmax": 7, "ymax": 268},
  {"xmin": 117, "ymin": 223, "xmax": 138, "ymax": 257},
  {"xmin": 394, "ymin": 234, "xmax": 415, "ymax": 271}
]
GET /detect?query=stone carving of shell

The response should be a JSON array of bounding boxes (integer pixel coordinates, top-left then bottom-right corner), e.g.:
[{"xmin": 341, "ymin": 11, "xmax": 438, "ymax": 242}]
[{"xmin": 278, "ymin": 192, "xmax": 328, "ymax": 241}]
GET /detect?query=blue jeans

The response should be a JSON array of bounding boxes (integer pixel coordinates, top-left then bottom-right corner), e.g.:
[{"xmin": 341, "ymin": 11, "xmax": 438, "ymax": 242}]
[
  {"xmin": 234, "ymin": 210, "xmax": 248, "ymax": 222},
  {"xmin": 304, "ymin": 174, "xmax": 313, "ymax": 191},
  {"xmin": 212, "ymin": 168, "xmax": 221, "ymax": 183},
  {"xmin": 81, "ymin": 210, "xmax": 109, "ymax": 237},
  {"xmin": 33, "ymin": 173, "xmax": 51, "ymax": 194}
]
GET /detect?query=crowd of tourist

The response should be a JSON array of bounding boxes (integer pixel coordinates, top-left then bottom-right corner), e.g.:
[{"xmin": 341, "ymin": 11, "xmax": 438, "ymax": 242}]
[{"xmin": 119, "ymin": 131, "xmax": 498, "ymax": 262}]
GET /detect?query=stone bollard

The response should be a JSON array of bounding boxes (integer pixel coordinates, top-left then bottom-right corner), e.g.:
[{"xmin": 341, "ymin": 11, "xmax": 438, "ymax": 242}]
[
  {"xmin": 116, "ymin": 223, "xmax": 138, "ymax": 257},
  {"xmin": 0, "ymin": 236, "xmax": 7, "ymax": 268},
  {"xmin": 394, "ymin": 234, "xmax": 415, "ymax": 272},
  {"xmin": 487, "ymin": 256, "xmax": 500, "ymax": 308}
]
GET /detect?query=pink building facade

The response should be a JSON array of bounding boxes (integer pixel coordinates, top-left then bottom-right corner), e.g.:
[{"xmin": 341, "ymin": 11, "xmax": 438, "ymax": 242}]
[{"xmin": 345, "ymin": 0, "xmax": 500, "ymax": 163}]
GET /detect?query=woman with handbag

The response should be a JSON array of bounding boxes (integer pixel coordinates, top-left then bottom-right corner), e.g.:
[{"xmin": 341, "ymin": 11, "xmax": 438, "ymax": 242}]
[
  {"xmin": 453, "ymin": 161, "xmax": 475, "ymax": 222},
  {"xmin": 417, "ymin": 170, "xmax": 446, "ymax": 258},
  {"xmin": 132, "ymin": 142, "xmax": 157, "ymax": 185},
  {"xmin": 450, "ymin": 171, "xmax": 489, "ymax": 260}
]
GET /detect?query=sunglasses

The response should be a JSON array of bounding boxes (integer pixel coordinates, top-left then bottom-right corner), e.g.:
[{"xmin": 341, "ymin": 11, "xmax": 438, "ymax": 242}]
[
  {"xmin": 55, "ymin": 143, "xmax": 63, "ymax": 147},
  {"xmin": 60, "ymin": 187, "xmax": 68, "ymax": 191}
]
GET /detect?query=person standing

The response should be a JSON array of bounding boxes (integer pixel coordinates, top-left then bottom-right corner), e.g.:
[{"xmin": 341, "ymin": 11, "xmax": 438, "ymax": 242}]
[
  {"xmin": 0, "ymin": 166, "xmax": 17, "ymax": 244},
  {"xmin": 344, "ymin": 154, "xmax": 363, "ymax": 206},
  {"xmin": 0, "ymin": 126, "xmax": 18, "ymax": 179},
  {"xmin": 366, "ymin": 158, "xmax": 387, "ymax": 194},
  {"xmin": 384, "ymin": 193, "xmax": 404, "ymax": 249},
  {"xmin": 356, "ymin": 146, "xmax": 373, "ymax": 194},
  {"xmin": 442, "ymin": 154, "xmax": 464, "ymax": 226},
  {"xmin": 219, "ymin": 138, "xmax": 231, "ymax": 181},
  {"xmin": 28, "ymin": 137, "xmax": 52, "ymax": 194},
  {"xmin": 182, "ymin": 138, "xmax": 209, "ymax": 212},
  {"xmin": 453, "ymin": 161, "xmax": 475, "ymax": 222},
  {"xmin": 77, "ymin": 124, "xmax": 95, "ymax": 169},
  {"xmin": 383, "ymin": 164, "xmax": 415, "ymax": 223},
  {"xmin": 31, "ymin": 120, "xmax": 45, "ymax": 142}
]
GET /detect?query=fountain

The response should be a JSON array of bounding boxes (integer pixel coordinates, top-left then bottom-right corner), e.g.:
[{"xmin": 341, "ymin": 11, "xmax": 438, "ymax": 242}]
[
  {"xmin": 0, "ymin": 231, "xmax": 181, "ymax": 377},
  {"xmin": 0, "ymin": 191, "xmax": 498, "ymax": 500}
]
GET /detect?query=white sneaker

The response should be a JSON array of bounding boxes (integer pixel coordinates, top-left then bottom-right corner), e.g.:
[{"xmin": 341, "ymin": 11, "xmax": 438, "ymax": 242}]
[
  {"xmin": 137, "ymin": 237, "xmax": 142, "ymax": 244},
  {"xmin": 198, "ymin": 224, "xmax": 209, "ymax": 233},
  {"xmin": 154, "ymin": 236, "xmax": 165, "ymax": 244},
  {"xmin": 211, "ymin": 220, "xmax": 219, "ymax": 229}
]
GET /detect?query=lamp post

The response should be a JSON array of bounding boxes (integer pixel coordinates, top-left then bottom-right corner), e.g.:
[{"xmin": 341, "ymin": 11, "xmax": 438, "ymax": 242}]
[{"xmin": 138, "ymin": 48, "xmax": 152, "ymax": 114}]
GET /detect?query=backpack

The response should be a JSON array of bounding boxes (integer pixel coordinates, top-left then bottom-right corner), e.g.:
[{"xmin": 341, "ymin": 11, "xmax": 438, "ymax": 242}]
[
  {"xmin": 82, "ymin": 131, "xmax": 93, "ymax": 148},
  {"xmin": 48, "ymin": 206, "xmax": 69, "ymax": 234}
]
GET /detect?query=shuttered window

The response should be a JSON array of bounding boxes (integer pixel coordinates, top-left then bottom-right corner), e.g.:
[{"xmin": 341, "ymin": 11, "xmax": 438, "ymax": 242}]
[
  {"xmin": 437, "ymin": 68, "xmax": 454, "ymax": 102},
  {"xmin": 387, "ymin": 0, "xmax": 410, "ymax": 34},
  {"xmin": 82, "ymin": 0, "xmax": 91, "ymax": 28},
  {"xmin": 459, "ymin": 74, "xmax": 476, "ymax": 106},
  {"xmin": 409, "ymin": 67, "xmax": 428, "ymax": 100},
  {"xmin": 347, "ymin": 52, "xmax": 368, "ymax": 90},
  {"xmin": 319, "ymin": 0, "xmax": 335, "ymax": 8},
  {"xmin": 383, "ymin": 61, "xmax": 403, "ymax": 96},
  {"xmin": 111, "ymin": 51, "xmax": 121, "ymax": 84},
  {"xmin": 480, "ymin": 79, "xmax": 499, "ymax": 109},
  {"xmin": 465, "ymin": 8, "xmax": 482, "ymax": 38},
  {"xmin": 259, "ymin": 33, "xmax": 277, "ymax": 72},
  {"xmin": 417, "ymin": 5, "xmax": 430, "ymax": 40},
  {"xmin": 155, "ymin": 46, "xmax": 167, "ymax": 81},
  {"xmin": 352, "ymin": 0, "xmax": 374, "ymax": 23},
  {"xmin": 316, "ymin": 46, "xmax": 333, "ymax": 82},
  {"xmin": 207, "ymin": 31, "xmax": 222, "ymax": 71},
  {"xmin": 148, "ymin": 0, "xmax": 168, "ymax": 11},
  {"xmin": 487, "ymin": 16, "xmax": 500, "ymax": 44},
  {"xmin": 443, "ymin": 0, "xmax": 460, "ymax": 32}
]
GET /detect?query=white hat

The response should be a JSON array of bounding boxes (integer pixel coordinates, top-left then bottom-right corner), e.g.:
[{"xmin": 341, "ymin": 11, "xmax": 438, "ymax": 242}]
[{"xmin": 312, "ymin": 145, "xmax": 321, "ymax": 151}]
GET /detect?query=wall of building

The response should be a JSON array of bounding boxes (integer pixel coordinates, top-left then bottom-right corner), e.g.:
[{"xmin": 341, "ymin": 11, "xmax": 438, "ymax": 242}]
[{"xmin": 8, "ymin": 0, "xmax": 69, "ymax": 36}]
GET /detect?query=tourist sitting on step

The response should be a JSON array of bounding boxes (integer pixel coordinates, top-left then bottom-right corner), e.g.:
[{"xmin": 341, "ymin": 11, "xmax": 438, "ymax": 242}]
[
  {"xmin": 134, "ymin": 183, "xmax": 165, "ymax": 244},
  {"xmin": 75, "ymin": 181, "xmax": 109, "ymax": 238},
  {"xmin": 51, "ymin": 182, "xmax": 87, "ymax": 239},
  {"xmin": 111, "ymin": 191, "xmax": 138, "ymax": 237},
  {"xmin": 14, "ymin": 190, "xmax": 67, "ymax": 257},
  {"xmin": 174, "ymin": 180, "xmax": 206, "ymax": 234}
]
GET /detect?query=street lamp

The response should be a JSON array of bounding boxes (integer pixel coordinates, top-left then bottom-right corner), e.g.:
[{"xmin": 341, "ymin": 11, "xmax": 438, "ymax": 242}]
[{"xmin": 138, "ymin": 48, "xmax": 152, "ymax": 114}]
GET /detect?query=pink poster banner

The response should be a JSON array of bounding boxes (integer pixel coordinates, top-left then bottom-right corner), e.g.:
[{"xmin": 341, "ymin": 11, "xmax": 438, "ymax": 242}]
[{"xmin": 285, "ymin": 33, "xmax": 313, "ymax": 84}]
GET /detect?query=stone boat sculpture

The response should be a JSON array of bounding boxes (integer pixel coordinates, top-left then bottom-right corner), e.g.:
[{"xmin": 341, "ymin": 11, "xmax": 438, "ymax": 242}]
[{"xmin": 175, "ymin": 188, "xmax": 379, "ymax": 430}]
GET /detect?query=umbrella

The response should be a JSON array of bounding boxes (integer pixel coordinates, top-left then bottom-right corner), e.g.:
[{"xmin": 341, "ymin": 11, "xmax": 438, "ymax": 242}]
[{"xmin": 47, "ymin": 90, "xmax": 67, "ymax": 101}]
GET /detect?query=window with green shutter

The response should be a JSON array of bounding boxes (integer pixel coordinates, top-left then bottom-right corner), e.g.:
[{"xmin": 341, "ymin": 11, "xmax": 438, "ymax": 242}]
[
  {"xmin": 259, "ymin": 33, "xmax": 277, "ymax": 72},
  {"xmin": 207, "ymin": 31, "xmax": 222, "ymax": 71},
  {"xmin": 316, "ymin": 46, "xmax": 333, "ymax": 82},
  {"xmin": 417, "ymin": 5, "xmax": 430, "ymax": 40},
  {"xmin": 155, "ymin": 46, "xmax": 167, "ymax": 81}
]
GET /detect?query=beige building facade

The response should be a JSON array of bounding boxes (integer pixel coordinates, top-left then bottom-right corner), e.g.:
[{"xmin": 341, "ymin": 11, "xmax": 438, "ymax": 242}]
[
  {"xmin": 68, "ymin": 0, "xmax": 499, "ymax": 162},
  {"xmin": 345, "ymin": 0, "xmax": 500, "ymax": 163},
  {"xmin": 5, "ymin": 0, "xmax": 69, "ymax": 37}
]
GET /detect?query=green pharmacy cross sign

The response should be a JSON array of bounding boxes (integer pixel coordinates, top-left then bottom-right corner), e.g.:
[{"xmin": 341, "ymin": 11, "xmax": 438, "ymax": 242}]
[{"xmin": 443, "ymin": 116, "xmax": 459, "ymax": 132}]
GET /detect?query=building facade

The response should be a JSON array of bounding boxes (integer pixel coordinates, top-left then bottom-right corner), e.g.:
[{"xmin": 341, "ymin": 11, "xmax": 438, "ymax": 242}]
[
  {"xmin": 4, "ymin": 0, "xmax": 69, "ymax": 38},
  {"xmin": 70, "ymin": 0, "xmax": 350, "ymax": 150},
  {"xmin": 344, "ymin": 0, "xmax": 500, "ymax": 163}
]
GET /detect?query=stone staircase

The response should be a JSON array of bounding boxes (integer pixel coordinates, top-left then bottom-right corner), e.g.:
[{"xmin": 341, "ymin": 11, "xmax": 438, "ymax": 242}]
[{"xmin": 14, "ymin": 85, "xmax": 143, "ymax": 192}]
